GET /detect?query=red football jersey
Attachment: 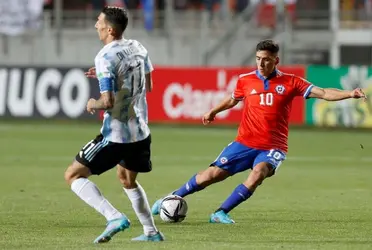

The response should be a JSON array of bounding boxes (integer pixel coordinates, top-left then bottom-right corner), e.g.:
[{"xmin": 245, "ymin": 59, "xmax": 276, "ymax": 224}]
[{"xmin": 232, "ymin": 70, "xmax": 313, "ymax": 153}]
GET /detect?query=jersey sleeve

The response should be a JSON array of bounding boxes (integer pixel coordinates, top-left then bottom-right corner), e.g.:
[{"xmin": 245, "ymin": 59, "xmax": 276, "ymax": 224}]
[
  {"xmin": 144, "ymin": 55, "xmax": 154, "ymax": 74},
  {"xmin": 95, "ymin": 55, "xmax": 115, "ymax": 93},
  {"xmin": 232, "ymin": 78, "xmax": 245, "ymax": 100},
  {"xmin": 292, "ymin": 75, "xmax": 314, "ymax": 99}
]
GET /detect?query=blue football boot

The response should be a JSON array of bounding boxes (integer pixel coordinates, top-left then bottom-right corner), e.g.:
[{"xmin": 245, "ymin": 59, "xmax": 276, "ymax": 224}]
[
  {"xmin": 93, "ymin": 216, "xmax": 130, "ymax": 243},
  {"xmin": 132, "ymin": 232, "xmax": 165, "ymax": 242},
  {"xmin": 209, "ymin": 210, "xmax": 235, "ymax": 224},
  {"xmin": 151, "ymin": 198, "xmax": 163, "ymax": 215}
]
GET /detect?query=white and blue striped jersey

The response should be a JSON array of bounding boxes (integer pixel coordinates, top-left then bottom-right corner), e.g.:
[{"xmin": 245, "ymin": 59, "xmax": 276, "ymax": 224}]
[{"xmin": 95, "ymin": 39, "xmax": 153, "ymax": 143}]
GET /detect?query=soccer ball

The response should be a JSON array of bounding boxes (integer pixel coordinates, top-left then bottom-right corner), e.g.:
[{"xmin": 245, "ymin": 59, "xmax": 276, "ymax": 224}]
[{"xmin": 159, "ymin": 195, "xmax": 188, "ymax": 223}]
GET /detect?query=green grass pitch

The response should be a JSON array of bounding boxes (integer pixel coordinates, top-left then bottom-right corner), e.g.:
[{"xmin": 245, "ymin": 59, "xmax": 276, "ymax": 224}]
[{"xmin": 0, "ymin": 121, "xmax": 372, "ymax": 250}]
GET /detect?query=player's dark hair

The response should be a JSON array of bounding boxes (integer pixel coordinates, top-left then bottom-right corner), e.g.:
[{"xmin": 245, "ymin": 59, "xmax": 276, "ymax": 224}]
[
  {"xmin": 102, "ymin": 6, "xmax": 128, "ymax": 37},
  {"xmin": 256, "ymin": 40, "xmax": 279, "ymax": 54}
]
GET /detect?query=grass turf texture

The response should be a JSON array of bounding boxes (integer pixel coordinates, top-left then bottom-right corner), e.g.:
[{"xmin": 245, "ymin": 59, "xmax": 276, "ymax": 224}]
[{"xmin": 0, "ymin": 121, "xmax": 371, "ymax": 250}]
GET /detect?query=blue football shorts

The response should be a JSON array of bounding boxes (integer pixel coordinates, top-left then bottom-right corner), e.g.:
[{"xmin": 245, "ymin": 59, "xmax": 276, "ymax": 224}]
[{"xmin": 210, "ymin": 141, "xmax": 286, "ymax": 175}]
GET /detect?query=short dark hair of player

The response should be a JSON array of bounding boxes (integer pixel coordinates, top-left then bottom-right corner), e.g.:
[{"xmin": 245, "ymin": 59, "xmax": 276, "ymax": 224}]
[
  {"xmin": 102, "ymin": 6, "xmax": 128, "ymax": 37},
  {"xmin": 256, "ymin": 40, "xmax": 280, "ymax": 55}
]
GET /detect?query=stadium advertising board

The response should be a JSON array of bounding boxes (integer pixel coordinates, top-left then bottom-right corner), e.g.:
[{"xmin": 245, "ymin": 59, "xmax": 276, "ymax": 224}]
[
  {"xmin": 0, "ymin": 66, "xmax": 306, "ymax": 124},
  {"xmin": 147, "ymin": 66, "xmax": 306, "ymax": 125},
  {"xmin": 0, "ymin": 67, "xmax": 96, "ymax": 119},
  {"xmin": 306, "ymin": 65, "xmax": 372, "ymax": 128}
]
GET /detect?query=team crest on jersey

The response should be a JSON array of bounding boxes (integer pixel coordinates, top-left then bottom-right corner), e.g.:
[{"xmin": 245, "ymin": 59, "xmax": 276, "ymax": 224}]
[
  {"xmin": 220, "ymin": 157, "xmax": 228, "ymax": 164},
  {"xmin": 275, "ymin": 85, "xmax": 285, "ymax": 94}
]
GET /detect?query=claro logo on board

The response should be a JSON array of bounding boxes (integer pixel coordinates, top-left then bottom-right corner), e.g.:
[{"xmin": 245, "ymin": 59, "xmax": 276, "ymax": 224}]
[{"xmin": 162, "ymin": 70, "xmax": 243, "ymax": 119}]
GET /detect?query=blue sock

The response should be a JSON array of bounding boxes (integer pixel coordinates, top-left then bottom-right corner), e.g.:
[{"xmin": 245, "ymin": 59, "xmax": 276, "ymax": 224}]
[
  {"xmin": 218, "ymin": 184, "xmax": 252, "ymax": 213},
  {"xmin": 173, "ymin": 175, "xmax": 204, "ymax": 197}
]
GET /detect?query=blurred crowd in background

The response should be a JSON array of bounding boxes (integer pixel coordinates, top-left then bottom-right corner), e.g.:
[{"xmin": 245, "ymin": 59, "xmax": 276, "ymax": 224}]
[
  {"xmin": 42, "ymin": 0, "xmax": 372, "ymax": 26},
  {"xmin": 43, "ymin": 0, "xmax": 278, "ymax": 13},
  {"xmin": 42, "ymin": 0, "xmax": 371, "ymax": 13}
]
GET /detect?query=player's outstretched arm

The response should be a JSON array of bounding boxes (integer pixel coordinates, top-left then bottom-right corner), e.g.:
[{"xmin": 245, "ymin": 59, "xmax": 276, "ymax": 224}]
[
  {"xmin": 308, "ymin": 86, "xmax": 367, "ymax": 101},
  {"xmin": 202, "ymin": 95, "xmax": 239, "ymax": 125}
]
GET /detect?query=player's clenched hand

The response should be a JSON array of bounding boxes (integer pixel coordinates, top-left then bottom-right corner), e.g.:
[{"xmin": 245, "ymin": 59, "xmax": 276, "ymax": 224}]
[
  {"xmin": 202, "ymin": 111, "xmax": 216, "ymax": 125},
  {"xmin": 350, "ymin": 88, "xmax": 367, "ymax": 100},
  {"xmin": 85, "ymin": 67, "xmax": 96, "ymax": 78},
  {"xmin": 86, "ymin": 98, "xmax": 96, "ymax": 114}
]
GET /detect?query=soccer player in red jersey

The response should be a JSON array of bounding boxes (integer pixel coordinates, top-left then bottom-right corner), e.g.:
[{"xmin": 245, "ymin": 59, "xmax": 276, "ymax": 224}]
[{"xmin": 151, "ymin": 40, "xmax": 366, "ymax": 224}]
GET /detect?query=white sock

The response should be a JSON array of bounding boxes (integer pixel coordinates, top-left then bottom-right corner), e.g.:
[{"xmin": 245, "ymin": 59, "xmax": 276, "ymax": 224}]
[
  {"xmin": 124, "ymin": 182, "xmax": 158, "ymax": 236},
  {"xmin": 71, "ymin": 178, "xmax": 123, "ymax": 221}
]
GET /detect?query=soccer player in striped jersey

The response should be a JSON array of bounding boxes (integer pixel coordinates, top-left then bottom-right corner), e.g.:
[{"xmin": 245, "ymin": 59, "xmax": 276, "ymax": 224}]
[
  {"xmin": 64, "ymin": 6, "xmax": 164, "ymax": 243},
  {"xmin": 151, "ymin": 39, "xmax": 367, "ymax": 224}
]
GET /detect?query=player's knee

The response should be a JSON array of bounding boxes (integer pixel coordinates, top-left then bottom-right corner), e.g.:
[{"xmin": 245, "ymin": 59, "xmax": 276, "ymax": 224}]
[
  {"xmin": 117, "ymin": 169, "xmax": 128, "ymax": 187},
  {"xmin": 64, "ymin": 165, "xmax": 78, "ymax": 185},
  {"xmin": 211, "ymin": 166, "xmax": 230, "ymax": 181},
  {"xmin": 245, "ymin": 167, "xmax": 267, "ymax": 190},
  {"xmin": 197, "ymin": 166, "xmax": 229, "ymax": 185},
  {"xmin": 266, "ymin": 168, "xmax": 275, "ymax": 178},
  {"xmin": 118, "ymin": 175, "xmax": 137, "ymax": 189},
  {"xmin": 64, "ymin": 163, "xmax": 91, "ymax": 186},
  {"xmin": 253, "ymin": 168, "xmax": 266, "ymax": 181},
  {"xmin": 117, "ymin": 168, "xmax": 137, "ymax": 189}
]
